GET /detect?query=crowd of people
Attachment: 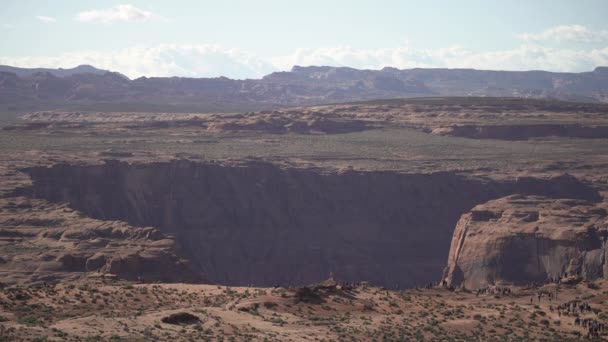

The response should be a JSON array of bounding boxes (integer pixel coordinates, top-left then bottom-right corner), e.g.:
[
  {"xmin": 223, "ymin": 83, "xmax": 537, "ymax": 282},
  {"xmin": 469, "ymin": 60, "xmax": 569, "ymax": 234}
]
[
  {"xmin": 476, "ymin": 286, "xmax": 512, "ymax": 296},
  {"xmin": 575, "ymin": 317, "xmax": 605, "ymax": 339},
  {"xmin": 551, "ymin": 300, "xmax": 605, "ymax": 339},
  {"xmin": 531, "ymin": 290, "xmax": 557, "ymax": 303},
  {"xmin": 556, "ymin": 300, "xmax": 592, "ymax": 316}
]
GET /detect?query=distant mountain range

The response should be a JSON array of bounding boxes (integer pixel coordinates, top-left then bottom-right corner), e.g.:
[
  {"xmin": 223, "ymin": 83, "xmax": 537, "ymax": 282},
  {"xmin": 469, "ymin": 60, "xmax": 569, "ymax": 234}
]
[
  {"xmin": 0, "ymin": 64, "xmax": 126, "ymax": 78},
  {"xmin": 1, "ymin": 64, "xmax": 607, "ymax": 112}
]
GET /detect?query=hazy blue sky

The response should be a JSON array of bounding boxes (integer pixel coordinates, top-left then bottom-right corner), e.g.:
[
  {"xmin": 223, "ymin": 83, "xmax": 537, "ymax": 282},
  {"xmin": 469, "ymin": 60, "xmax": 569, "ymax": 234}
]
[{"xmin": 1, "ymin": 0, "xmax": 607, "ymax": 78}]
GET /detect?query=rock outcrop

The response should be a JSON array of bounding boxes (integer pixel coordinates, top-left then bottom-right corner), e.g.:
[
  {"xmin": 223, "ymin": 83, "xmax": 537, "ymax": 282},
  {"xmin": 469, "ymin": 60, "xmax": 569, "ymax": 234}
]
[
  {"xmin": 12, "ymin": 97, "xmax": 608, "ymax": 140},
  {"xmin": 0, "ymin": 197, "xmax": 202, "ymax": 285},
  {"xmin": 443, "ymin": 195, "xmax": 608, "ymax": 289}
]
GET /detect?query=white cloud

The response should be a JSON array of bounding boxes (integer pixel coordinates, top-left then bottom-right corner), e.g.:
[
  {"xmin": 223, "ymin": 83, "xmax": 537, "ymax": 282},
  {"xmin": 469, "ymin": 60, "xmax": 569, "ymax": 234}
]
[
  {"xmin": 272, "ymin": 45, "xmax": 608, "ymax": 74},
  {"xmin": 271, "ymin": 46, "xmax": 442, "ymax": 71},
  {"xmin": 518, "ymin": 25, "xmax": 608, "ymax": 44},
  {"xmin": 1, "ymin": 23, "xmax": 15, "ymax": 30},
  {"xmin": 0, "ymin": 45, "xmax": 275, "ymax": 79},
  {"xmin": 1, "ymin": 27, "xmax": 607, "ymax": 79},
  {"xmin": 76, "ymin": 4, "xmax": 156, "ymax": 23},
  {"xmin": 36, "ymin": 15, "xmax": 57, "ymax": 23}
]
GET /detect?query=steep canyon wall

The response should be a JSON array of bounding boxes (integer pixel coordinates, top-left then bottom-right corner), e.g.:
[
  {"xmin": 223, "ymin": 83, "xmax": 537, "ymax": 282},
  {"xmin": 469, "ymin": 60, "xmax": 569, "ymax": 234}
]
[{"xmin": 17, "ymin": 160, "xmax": 601, "ymax": 287}]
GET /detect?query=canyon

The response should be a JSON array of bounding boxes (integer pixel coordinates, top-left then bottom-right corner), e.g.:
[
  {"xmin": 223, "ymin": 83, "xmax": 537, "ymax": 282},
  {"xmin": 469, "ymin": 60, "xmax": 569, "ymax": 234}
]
[
  {"xmin": 1, "ymin": 97, "xmax": 608, "ymax": 289},
  {"xmin": 0, "ymin": 157, "xmax": 602, "ymax": 288},
  {"xmin": 2, "ymin": 95, "xmax": 608, "ymax": 340}
]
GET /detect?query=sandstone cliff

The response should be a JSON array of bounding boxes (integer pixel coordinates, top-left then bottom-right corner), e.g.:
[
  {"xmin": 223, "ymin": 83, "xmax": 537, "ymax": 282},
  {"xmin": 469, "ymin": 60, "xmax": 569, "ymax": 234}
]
[
  {"xmin": 15, "ymin": 160, "xmax": 601, "ymax": 287},
  {"xmin": 443, "ymin": 195, "xmax": 608, "ymax": 289}
]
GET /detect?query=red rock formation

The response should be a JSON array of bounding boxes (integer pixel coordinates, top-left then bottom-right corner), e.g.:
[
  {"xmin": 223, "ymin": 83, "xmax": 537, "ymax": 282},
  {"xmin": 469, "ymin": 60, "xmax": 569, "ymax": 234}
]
[
  {"xmin": 443, "ymin": 195, "xmax": 608, "ymax": 289},
  {"xmin": 0, "ymin": 197, "xmax": 203, "ymax": 285}
]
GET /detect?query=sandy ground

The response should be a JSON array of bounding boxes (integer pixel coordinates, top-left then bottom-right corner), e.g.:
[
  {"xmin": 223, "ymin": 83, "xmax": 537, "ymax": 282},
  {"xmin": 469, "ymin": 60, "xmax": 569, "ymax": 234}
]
[{"xmin": 1, "ymin": 277, "xmax": 607, "ymax": 341}]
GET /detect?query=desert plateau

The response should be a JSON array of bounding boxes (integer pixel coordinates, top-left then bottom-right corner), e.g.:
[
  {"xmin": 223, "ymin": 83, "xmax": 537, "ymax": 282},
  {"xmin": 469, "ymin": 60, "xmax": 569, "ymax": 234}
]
[{"xmin": 2, "ymin": 1, "xmax": 608, "ymax": 340}]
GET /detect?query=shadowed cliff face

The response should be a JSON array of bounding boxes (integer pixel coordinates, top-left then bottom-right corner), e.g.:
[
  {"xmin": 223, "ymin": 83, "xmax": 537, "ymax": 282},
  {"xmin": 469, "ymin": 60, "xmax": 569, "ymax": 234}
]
[{"xmin": 18, "ymin": 160, "xmax": 601, "ymax": 287}]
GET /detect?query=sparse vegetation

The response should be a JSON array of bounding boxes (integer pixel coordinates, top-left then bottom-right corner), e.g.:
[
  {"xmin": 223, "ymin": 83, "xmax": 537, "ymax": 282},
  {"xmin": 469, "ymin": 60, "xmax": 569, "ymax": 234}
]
[{"xmin": 0, "ymin": 278, "xmax": 605, "ymax": 341}]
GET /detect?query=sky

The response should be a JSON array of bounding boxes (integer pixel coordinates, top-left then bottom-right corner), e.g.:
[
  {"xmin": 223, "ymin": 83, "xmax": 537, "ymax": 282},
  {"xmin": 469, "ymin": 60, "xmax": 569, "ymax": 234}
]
[{"xmin": 1, "ymin": 0, "xmax": 608, "ymax": 79}]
